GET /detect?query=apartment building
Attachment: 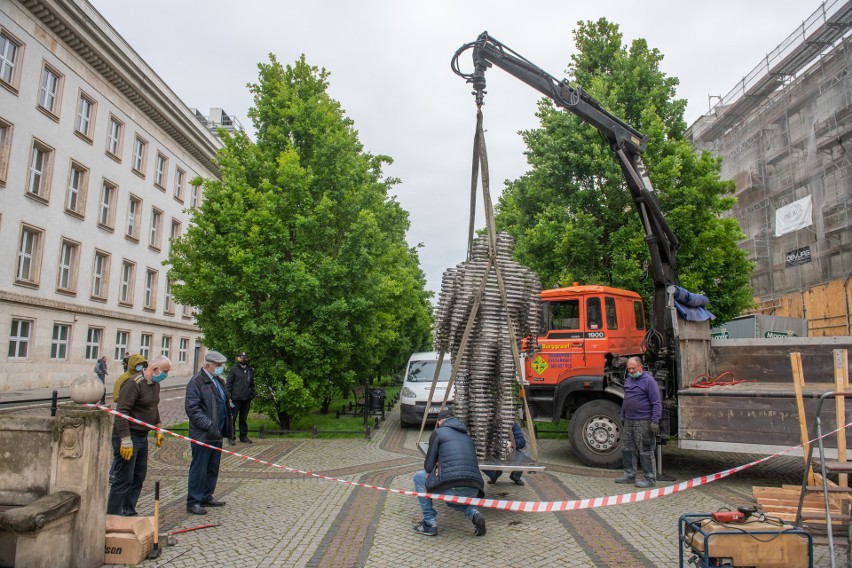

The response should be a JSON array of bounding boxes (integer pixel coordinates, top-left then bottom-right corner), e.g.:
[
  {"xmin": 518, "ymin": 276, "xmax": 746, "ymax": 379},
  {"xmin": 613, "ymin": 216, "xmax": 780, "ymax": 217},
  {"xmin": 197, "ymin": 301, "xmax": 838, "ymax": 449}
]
[{"xmin": 0, "ymin": 0, "xmax": 222, "ymax": 390}]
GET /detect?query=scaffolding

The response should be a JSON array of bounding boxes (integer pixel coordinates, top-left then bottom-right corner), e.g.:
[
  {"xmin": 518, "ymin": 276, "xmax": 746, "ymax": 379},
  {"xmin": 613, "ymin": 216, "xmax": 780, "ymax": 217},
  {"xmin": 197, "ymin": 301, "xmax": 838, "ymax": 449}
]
[{"xmin": 689, "ymin": 0, "xmax": 852, "ymax": 335}]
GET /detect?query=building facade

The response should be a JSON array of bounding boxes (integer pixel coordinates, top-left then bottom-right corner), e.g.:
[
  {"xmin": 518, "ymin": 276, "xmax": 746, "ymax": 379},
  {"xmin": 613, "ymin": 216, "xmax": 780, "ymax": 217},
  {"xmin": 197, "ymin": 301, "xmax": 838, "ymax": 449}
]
[
  {"xmin": 0, "ymin": 0, "xmax": 222, "ymax": 390},
  {"xmin": 689, "ymin": 0, "xmax": 852, "ymax": 336}
]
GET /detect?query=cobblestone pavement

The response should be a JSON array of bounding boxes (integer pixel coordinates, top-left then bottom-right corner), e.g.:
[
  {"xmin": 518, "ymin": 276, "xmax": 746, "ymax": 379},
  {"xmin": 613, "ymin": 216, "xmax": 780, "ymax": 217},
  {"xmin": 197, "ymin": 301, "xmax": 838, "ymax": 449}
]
[{"xmin": 4, "ymin": 390, "xmax": 842, "ymax": 566}]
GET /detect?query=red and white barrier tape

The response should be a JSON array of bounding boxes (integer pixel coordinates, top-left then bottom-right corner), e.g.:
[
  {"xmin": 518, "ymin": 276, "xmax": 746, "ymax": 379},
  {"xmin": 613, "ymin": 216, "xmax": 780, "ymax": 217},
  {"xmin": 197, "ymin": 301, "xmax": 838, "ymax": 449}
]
[{"xmin": 91, "ymin": 403, "xmax": 847, "ymax": 513}]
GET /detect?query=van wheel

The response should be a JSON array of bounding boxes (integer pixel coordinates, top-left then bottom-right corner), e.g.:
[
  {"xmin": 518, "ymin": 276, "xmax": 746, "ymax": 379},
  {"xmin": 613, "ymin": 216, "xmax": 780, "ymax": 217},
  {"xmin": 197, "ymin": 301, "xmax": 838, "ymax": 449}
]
[{"xmin": 568, "ymin": 400, "xmax": 622, "ymax": 469}]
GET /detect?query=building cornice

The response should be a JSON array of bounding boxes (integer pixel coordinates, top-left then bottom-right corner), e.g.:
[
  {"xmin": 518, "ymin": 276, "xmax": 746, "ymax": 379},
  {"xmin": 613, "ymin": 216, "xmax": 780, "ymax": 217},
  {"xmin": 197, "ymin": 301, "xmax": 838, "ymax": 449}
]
[{"xmin": 19, "ymin": 0, "xmax": 222, "ymax": 178}]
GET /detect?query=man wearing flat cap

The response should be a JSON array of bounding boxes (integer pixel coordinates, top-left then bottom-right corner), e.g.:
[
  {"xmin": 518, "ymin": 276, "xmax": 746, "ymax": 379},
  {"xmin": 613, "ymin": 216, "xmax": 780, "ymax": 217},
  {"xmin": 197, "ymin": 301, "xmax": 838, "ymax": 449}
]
[
  {"xmin": 412, "ymin": 409, "xmax": 486, "ymax": 537},
  {"xmin": 185, "ymin": 350, "xmax": 234, "ymax": 515}
]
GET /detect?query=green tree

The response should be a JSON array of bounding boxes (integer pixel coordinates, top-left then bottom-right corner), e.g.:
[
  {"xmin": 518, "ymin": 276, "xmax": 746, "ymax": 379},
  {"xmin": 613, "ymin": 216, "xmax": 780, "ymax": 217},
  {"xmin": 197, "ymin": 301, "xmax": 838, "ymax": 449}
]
[
  {"xmin": 168, "ymin": 55, "xmax": 432, "ymax": 429},
  {"xmin": 495, "ymin": 19, "xmax": 753, "ymax": 322}
]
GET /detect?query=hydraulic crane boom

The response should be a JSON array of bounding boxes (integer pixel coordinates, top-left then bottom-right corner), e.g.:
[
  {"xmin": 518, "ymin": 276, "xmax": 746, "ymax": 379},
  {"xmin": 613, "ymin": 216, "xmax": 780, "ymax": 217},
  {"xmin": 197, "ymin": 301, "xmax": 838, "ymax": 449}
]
[{"xmin": 452, "ymin": 32, "xmax": 680, "ymax": 386}]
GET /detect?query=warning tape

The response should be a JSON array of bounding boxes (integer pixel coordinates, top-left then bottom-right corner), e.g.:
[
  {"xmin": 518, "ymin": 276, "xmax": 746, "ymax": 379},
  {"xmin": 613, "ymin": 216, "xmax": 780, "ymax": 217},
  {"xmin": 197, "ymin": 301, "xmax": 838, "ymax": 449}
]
[{"xmin": 91, "ymin": 403, "xmax": 848, "ymax": 513}]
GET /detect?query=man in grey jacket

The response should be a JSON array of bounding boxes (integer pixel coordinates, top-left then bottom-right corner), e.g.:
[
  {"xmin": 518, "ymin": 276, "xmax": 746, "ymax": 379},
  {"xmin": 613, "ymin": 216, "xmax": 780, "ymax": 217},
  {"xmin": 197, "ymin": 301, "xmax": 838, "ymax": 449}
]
[
  {"xmin": 413, "ymin": 410, "xmax": 486, "ymax": 536},
  {"xmin": 185, "ymin": 350, "xmax": 234, "ymax": 515}
]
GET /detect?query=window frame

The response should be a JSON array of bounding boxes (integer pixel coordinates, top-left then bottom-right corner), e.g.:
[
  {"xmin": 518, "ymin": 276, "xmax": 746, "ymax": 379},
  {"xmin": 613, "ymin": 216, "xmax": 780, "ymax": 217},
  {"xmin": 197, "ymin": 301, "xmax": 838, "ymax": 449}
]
[
  {"xmin": 161, "ymin": 335, "xmax": 171, "ymax": 358},
  {"xmin": 56, "ymin": 237, "xmax": 81, "ymax": 295},
  {"xmin": 105, "ymin": 114, "xmax": 123, "ymax": 161},
  {"xmin": 140, "ymin": 333, "xmax": 151, "ymax": 360},
  {"xmin": 605, "ymin": 296, "xmax": 618, "ymax": 330},
  {"xmin": 131, "ymin": 135, "xmax": 147, "ymax": 177},
  {"xmin": 37, "ymin": 61, "xmax": 63, "ymax": 119},
  {"xmin": 64, "ymin": 160, "xmax": 89, "ymax": 217},
  {"xmin": 85, "ymin": 326, "xmax": 102, "ymax": 360},
  {"xmin": 114, "ymin": 330, "xmax": 129, "ymax": 362},
  {"xmin": 149, "ymin": 207, "xmax": 163, "ymax": 250},
  {"xmin": 91, "ymin": 249, "xmax": 110, "ymax": 301},
  {"xmin": 163, "ymin": 279, "xmax": 175, "ymax": 315},
  {"xmin": 155, "ymin": 152, "xmax": 168, "ymax": 189},
  {"xmin": 0, "ymin": 117, "xmax": 12, "ymax": 186},
  {"xmin": 50, "ymin": 322, "xmax": 71, "ymax": 360},
  {"xmin": 119, "ymin": 259, "xmax": 136, "ymax": 306},
  {"xmin": 174, "ymin": 167, "xmax": 185, "ymax": 202},
  {"xmin": 74, "ymin": 90, "xmax": 97, "ymax": 142},
  {"xmin": 26, "ymin": 138, "xmax": 54, "ymax": 203},
  {"xmin": 15, "ymin": 223, "xmax": 44, "ymax": 287},
  {"xmin": 0, "ymin": 28, "xmax": 24, "ymax": 94},
  {"xmin": 125, "ymin": 194, "xmax": 142, "ymax": 241},
  {"xmin": 144, "ymin": 268, "xmax": 158, "ymax": 311},
  {"xmin": 189, "ymin": 182, "xmax": 200, "ymax": 209},
  {"xmin": 98, "ymin": 179, "xmax": 117, "ymax": 230},
  {"xmin": 179, "ymin": 337, "xmax": 188, "ymax": 363},
  {"xmin": 8, "ymin": 318, "xmax": 33, "ymax": 359}
]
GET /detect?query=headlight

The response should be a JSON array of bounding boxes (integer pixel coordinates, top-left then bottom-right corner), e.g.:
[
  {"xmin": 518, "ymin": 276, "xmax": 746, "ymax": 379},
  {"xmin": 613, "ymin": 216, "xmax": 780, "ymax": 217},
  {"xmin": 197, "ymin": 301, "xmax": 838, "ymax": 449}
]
[{"xmin": 402, "ymin": 386, "xmax": 417, "ymax": 398}]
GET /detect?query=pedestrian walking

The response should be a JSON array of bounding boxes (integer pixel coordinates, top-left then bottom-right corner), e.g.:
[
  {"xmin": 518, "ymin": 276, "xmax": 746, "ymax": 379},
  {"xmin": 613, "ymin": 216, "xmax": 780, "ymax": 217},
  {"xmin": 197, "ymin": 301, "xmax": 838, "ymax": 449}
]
[
  {"xmin": 615, "ymin": 357, "xmax": 662, "ymax": 488},
  {"xmin": 413, "ymin": 409, "xmax": 486, "ymax": 536},
  {"xmin": 106, "ymin": 355, "xmax": 170, "ymax": 516},
  {"xmin": 185, "ymin": 350, "xmax": 234, "ymax": 515},
  {"xmin": 226, "ymin": 351, "xmax": 255, "ymax": 445}
]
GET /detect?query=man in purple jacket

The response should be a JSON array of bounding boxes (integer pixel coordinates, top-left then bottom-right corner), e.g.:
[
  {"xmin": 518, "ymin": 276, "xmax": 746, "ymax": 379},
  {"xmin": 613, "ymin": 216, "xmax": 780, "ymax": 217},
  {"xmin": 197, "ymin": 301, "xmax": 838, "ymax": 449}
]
[{"xmin": 615, "ymin": 357, "xmax": 662, "ymax": 488}]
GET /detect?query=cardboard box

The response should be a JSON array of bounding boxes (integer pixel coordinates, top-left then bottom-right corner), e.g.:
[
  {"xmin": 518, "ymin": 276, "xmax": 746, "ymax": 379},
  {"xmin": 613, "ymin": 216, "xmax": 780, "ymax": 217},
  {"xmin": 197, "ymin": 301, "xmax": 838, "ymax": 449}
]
[{"xmin": 104, "ymin": 515, "xmax": 154, "ymax": 565}]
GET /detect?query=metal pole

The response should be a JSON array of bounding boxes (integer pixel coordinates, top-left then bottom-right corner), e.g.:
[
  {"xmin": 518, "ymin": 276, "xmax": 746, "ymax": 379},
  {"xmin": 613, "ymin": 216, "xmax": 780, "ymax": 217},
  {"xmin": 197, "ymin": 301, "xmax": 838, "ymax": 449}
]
[{"xmin": 50, "ymin": 390, "xmax": 58, "ymax": 416}]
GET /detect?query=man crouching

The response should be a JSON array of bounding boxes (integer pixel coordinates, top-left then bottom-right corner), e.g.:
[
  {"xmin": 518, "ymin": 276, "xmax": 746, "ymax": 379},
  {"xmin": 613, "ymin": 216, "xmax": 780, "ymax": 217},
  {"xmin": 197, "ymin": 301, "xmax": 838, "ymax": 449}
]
[{"xmin": 413, "ymin": 409, "xmax": 486, "ymax": 536}]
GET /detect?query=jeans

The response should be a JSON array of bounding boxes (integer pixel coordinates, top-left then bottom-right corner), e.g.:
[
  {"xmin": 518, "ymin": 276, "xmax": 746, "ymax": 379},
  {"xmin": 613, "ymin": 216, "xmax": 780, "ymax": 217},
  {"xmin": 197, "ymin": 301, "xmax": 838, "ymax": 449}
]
[
  {"xmin": 187, "ymin": 440, "xmax": 222, "ymax": 507},
  {"xmin": 106, "ymin": 433, "xmax": 149, "ymax": 515},
  {"xmin": 232, "ymin": 399, "xmax": 252, "ymax": 440},
  {"xmin": 621, "ymin": 419, "xmax": 656, "ymax": 483},
  {"xmin": 413, "ymin": 469, "xmax": 479, "ymax": 526}
]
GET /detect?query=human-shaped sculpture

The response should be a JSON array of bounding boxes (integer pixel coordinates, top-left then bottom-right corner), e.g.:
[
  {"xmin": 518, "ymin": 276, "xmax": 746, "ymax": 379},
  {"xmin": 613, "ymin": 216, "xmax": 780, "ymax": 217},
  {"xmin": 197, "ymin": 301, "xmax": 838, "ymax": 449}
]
[{"xmin": 433, "ymin": 232, "xmax": 541, "ymax": 461}]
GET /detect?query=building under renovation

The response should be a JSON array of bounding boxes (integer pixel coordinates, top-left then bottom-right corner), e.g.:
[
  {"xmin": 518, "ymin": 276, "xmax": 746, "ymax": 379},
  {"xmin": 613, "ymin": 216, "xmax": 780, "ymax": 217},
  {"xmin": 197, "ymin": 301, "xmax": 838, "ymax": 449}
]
[{"xmin": 689, "ymin": 0, "xmax": 852, "ymax": 336}]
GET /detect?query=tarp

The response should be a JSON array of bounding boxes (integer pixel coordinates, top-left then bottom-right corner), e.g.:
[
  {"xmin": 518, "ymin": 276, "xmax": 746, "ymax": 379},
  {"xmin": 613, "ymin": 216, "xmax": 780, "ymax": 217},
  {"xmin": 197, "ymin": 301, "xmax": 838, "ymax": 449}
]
[
  {"xmin": 774, "ymin": 195, "xmax": 813, "ymax": 237},
  {"xmin": 672, "ymin": 285, "xmax": 715, "ymax": 322}
]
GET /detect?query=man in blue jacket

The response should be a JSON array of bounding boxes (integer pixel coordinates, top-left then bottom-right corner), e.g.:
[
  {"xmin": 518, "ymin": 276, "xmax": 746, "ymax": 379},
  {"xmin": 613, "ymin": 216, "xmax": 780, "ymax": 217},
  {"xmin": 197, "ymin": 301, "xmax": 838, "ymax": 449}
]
[
  {"xmin": 185, "ymin": 350, "xmax": 234, "ymax": 515},
  {"xmin": 615, "ymin": 357, "xmax": 662, "ymax": 488},
  {"xmin": 413, "ymin": 410, "xmax": 486, "ymax": 536}
]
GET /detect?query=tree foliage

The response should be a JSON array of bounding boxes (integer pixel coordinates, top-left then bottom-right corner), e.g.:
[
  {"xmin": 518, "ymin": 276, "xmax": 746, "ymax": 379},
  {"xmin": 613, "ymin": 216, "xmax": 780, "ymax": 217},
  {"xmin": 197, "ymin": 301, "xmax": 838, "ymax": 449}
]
[
  {"xmin": 169, "ymin": 55, "xmax": 432, "ymax": 428},
  {"xmin": 495, "ymin": 19, "xmax": 753, "ymax": 322}
]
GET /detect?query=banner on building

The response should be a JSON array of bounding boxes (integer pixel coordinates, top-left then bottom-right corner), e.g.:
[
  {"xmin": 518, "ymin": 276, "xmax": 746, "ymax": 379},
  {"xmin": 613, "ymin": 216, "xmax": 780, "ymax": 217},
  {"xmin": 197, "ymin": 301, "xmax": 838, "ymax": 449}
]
[
  {"xmin": 775, "ymin": 195, "xmax": 813, "ymax": 237},
  {"xmin": 785, "ymin": 246, "xmax": 812, "ymax": 266}
]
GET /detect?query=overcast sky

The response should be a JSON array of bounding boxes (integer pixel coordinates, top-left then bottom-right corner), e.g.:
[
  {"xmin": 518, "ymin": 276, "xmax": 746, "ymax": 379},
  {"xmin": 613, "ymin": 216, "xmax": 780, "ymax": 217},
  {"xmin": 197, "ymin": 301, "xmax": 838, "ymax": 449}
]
[{"xmin": 92, "ymin": 0, "xmax": 821, "ymax": 297}]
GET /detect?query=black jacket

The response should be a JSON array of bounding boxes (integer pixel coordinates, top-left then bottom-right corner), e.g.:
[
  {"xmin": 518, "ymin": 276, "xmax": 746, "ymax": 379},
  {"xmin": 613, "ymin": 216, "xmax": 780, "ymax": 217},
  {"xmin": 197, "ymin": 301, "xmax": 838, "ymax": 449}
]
[
  {"xmin": 226, "ymin": 364, "xmax": 255, "ymax": 401},
  {"xmin": 424, "ymin": 416, "xmax": 484, "ymax": 496},
  {"xmin": 186, "ymin": 369, "xmax": 234, "ymax": 443}
]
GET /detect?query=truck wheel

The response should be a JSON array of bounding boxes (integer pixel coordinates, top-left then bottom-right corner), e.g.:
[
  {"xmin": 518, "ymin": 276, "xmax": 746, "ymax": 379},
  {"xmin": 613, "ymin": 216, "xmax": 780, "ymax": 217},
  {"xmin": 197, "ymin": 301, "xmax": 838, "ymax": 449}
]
[{"xmin": 568, "ymin": 400, "xmax": 622, "ymax": 469}]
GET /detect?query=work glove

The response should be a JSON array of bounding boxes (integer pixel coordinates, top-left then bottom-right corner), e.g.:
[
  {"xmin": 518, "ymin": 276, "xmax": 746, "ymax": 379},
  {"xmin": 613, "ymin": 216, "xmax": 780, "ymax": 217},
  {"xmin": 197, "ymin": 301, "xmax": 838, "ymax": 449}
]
[
  {"xmin": 156, "ymin": 432, "xmax": 165, "ymax": 447},
  {"xmin": 119, "ymin": 437, "xmax": 133, "ymax": 461},
  {"xmin": 650, "ymin": 421, "xmax": 660, "ymax": 437}
]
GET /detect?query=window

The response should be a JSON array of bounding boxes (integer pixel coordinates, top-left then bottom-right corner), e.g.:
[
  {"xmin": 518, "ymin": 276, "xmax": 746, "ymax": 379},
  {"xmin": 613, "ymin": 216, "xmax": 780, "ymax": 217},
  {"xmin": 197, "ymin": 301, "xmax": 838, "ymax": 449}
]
[
  {"xmin": 155, "ymin": 153, "xmax": 167, "ymax": 188},
  {"xmin": 50, "ymin": 323, "xmax": 70, "ymax": 359},
  {"xmin": 98, "ymin": 180, "xmax": 116, "ymax": 229},
  {"xmin": 114, "ymin": 330, "xmax": 129, "ymax": 361},
  {"xmin": 605, "ymin": 297, "xmax": 618, "ymax": 330},
  {"xmin": 140, "ymin": 333, "xmax": 151, "ymax": 359},
  {"xmin": 0, "ymin": 30, "xmax": 22, "ymax": 90},
  {"xmin": 132, "ymin": 136, "xmax": 147, "ymax": 175},
  {"xmin": 543, "ymin": 299, "xmax": 580, "ymax": 333},
  {"xmin": 0, "ymin": 118, "xmax": 12, "ymax": 185},
  {"xmin": 161, "ymin": 336, "xmax": 171, "ymax": 358},
  {"xmin": 37, "ymin": 63, "xmax": 62, "ymax": 116},
  {"xmin": 91, "ymin": 250, "xmax": 110, "ymax": 300},
  {"xmin": 149, "ymin": 208, "xmax": 162, "ymax": 249},
  {"xmin": 75, "ymin": 92, "xmax": 96, "ymax": 140},
  {"xmin": 65, "ymin": 161, "xmax": 88, "ymax": 215},
  {"xmin": 174, "ymin": 168, "xmax": 185, "ymax": 201},
  {"xmin": 587, "ymin": 297, "xmax": 602, "ymax": 330},
  {"xmin": 179, "ymin": 337, "xmax": 188, "ymax": 363},
  {"xmin": 182, "ymin": 304, "xmax": 192, "ymax": 319},
  {"xmin": 85, "ymin": 327, "xmax": 102, "ymax": 360},
  {"xmin": 169, "ymin": 219, "xmax": 181, "ymax": 253},
  {"xmin": 190, "ymin": 183, "xmax": 200, "ymax": 209},
  {"xmin": 119, "ymin": 260, "xmax": 135, "ymax": 305},
  {"xmin": 16, "ymin": 224, "xmax": 43, "ymax": 285},
  {"xmin": 163, "ymin": 280, "xmax": 174, "ymax": 315},
  {"xmin": 106, "ymin": 115, "xmax": 123, "ymax": 158},
  {"xmin": 144, "ymin": 268, "xmax": 158, "ymax": 310},
  {"xmin": 8, "ymin": 319, "xmax": 32, "ymax": 358},
  {"xmin": 126, "ymin": 195, "xmax": 141, "ymax": 240},
  {"xmin": 27, "ymin": 139, "xmax": 54, "ymax": 201},
  {"xmin": 633, "ymin": 301, "xmax": 645, "ymax": 330},
  {"xmin": 56, "ymin": 238, "xmax": 80, "ymax": 293}
]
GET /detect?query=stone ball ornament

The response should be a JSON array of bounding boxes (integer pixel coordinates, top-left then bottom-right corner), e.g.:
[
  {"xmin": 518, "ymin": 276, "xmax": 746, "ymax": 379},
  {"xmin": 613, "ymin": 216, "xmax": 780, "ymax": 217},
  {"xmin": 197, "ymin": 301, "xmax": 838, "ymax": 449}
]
[{"xmin": 69, "ymin": 374, "xmax": 105, "ymax": 404}]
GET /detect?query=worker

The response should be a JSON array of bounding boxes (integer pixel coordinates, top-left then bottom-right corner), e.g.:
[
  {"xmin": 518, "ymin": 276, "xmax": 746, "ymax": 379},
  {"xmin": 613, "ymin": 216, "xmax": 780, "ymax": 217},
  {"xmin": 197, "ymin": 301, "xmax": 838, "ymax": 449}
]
[
  {"xmin": 483, "ymin": 421, "xmax": 527, "ymax": 486},
  {"xmin": 615, "ymin": 357, "xmax": 662, "ymax": 488},
  {"xmin": 413, "ymin": 409, "xmax": 486, "ymax": 536}
]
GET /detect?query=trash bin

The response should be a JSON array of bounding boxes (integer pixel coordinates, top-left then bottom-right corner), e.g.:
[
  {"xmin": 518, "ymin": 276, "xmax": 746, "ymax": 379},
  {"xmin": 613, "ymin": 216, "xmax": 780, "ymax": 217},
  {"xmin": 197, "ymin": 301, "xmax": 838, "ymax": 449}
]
[{"xmin": 369, "ymin": 388, "xmax": 386, "ymax": 417}]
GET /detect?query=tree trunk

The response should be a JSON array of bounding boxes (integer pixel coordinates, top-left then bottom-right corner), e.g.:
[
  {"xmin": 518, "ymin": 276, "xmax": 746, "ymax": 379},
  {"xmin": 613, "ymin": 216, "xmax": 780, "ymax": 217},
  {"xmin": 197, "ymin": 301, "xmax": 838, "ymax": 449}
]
[
  {"xmin": 319, "ymin": 396, "xmax": 331, "ymax": 415},
  {"xmin": 276, "ymin": 409, "xmax": 291, "ymax": 431}
]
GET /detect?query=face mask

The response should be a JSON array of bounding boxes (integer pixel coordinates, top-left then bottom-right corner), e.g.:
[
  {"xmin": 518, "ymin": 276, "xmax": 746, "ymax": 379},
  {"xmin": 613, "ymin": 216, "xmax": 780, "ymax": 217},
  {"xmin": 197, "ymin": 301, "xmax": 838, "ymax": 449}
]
[
  {"xmin": 214, "ymin": 365, "xmax": 225, "ymax": 376},
  {"xmin": 239, "ymin": 361, "xmax": 247, "ymax": 367},
  {"xmin": 152, "ymin": 370, "xmax": 168, "ymax": 383},
  {"xmin": 629, "ymin": 371, "xmax": 642, "ymax": 379},
  {"xmin": 135, "ymin": 364, "xmax": 145, "ymax": 372}
]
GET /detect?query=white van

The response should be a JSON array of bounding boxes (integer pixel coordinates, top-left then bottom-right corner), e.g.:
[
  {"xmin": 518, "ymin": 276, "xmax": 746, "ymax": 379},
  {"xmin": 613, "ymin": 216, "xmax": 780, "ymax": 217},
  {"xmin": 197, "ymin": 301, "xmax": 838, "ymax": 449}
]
[{"xmin": 399, "ymin": 351, "xmax": 454, "ymax": 427}]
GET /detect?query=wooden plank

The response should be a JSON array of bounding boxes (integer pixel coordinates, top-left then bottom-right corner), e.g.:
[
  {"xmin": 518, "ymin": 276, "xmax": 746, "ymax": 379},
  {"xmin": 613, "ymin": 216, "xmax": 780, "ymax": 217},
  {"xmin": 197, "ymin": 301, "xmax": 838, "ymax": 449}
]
[
  {"xmin": 791, "ymin": 352, "xmax": 814, "ymax": 485},
  {"xmin": 836, "ymin": 349, "xmax": 850, "ymax": 487}
]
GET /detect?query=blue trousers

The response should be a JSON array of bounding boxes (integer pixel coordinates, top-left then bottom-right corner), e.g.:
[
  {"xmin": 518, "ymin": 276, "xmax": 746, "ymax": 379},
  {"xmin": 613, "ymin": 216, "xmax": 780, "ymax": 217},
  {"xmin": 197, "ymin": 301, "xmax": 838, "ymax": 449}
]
[
  {"xmin": 187, "ymin": 441, "xmax": 222, "ymax": 507},
  {"xmin": 621, "ymin": 419, "xmax": 656, "ymax": 483},
  {"xmin": 413, "ymin": 469, "xmax": 479, "ymax": 526},
  {"xmin": 106, "ymin": 433, "xmax": 149, "ymax": 515}
]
